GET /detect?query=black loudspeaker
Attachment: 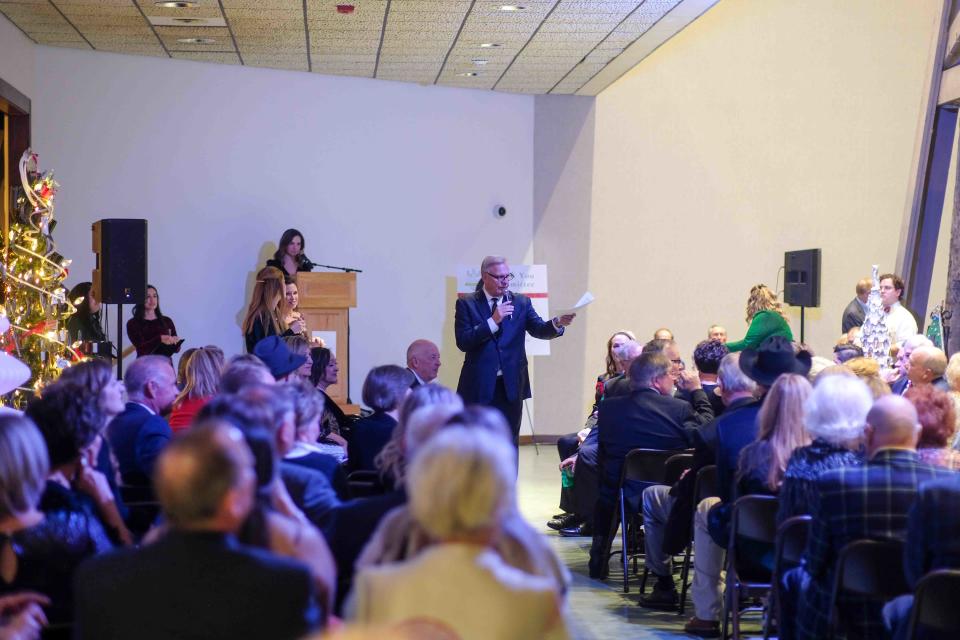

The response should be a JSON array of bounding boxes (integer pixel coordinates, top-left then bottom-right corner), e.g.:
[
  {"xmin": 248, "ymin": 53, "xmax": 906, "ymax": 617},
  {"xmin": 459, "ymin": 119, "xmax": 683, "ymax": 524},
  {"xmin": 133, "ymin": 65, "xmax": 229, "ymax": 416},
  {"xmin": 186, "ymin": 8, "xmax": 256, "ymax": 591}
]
[
  {"xmin": 92, "ymin": 219, "xmax": 147, "ymax": 304},
  {"xmin": 784, "ymin": 248, "xmax": 821, "ymax": 307}
]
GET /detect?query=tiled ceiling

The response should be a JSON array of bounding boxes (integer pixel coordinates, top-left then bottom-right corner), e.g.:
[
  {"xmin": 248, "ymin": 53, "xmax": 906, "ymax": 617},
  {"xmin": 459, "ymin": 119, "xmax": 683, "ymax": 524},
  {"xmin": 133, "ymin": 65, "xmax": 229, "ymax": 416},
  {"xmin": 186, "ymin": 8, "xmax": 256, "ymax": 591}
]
[{"xmin": 0, "ymin": 0, "xmax": 718, "ymax": 95}]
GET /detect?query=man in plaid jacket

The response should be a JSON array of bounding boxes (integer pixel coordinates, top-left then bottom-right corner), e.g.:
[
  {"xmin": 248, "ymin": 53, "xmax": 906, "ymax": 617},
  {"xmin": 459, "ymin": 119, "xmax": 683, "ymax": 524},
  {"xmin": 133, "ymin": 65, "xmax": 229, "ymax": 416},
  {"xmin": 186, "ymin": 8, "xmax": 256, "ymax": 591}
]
[{"xmin": 785, "ymin": 395, "xmax": 951, "ymax": 640}]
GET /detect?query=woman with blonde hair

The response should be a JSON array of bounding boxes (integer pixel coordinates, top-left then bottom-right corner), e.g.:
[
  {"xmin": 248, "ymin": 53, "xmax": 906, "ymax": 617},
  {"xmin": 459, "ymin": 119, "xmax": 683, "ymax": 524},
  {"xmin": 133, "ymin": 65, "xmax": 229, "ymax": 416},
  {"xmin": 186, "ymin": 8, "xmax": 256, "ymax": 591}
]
[
  {"xmin": 168, "ymin": 346, "xmax": 226, "ymax": 432},
  {"xmin": 726, "ymin": 284, "xmax": 793, "ymax": 352},
  {"xmin": 842, "ymin": 356, "xmax": 892, "ymax": 398},
  {"xmin": 242, "ymin": 266, "xmax": 303, "ymax": 353}
]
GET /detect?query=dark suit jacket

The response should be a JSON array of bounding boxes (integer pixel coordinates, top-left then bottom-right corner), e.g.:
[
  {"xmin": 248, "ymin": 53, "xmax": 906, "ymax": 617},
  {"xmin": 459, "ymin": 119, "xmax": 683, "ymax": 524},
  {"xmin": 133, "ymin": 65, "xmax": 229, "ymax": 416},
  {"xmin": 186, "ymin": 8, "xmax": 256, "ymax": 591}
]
[
  {"xmin": 74, "ymin": 530, "xmax": 320, "ymax": 640},
  {"xmin": 455, "ymin": 290, "xmax": 561, "ymax": 404},
  {"xmin": 796, "ymin": 450, "xmax": 951, "ymax": 640},
  {"xmin": 106, "ymin": 403, "xmax": 173, "ymax": 488},
  {"xmin": 603, "ymin": 374, "xmax": 631, "ymax": 399},
  {"xmin": 347, "ymin": 412, "xmax": 397, "ymax": 473},
  {"xmin": 903, "ymin": 474, "xmax": 960, "ymax": 589},
  {"xmin": 841, "ymin": 297, "xmax": 866, "ymax": 333},
  {"xmin": 407, "ymin": 368, "xmax": 422, "ymax": 389},
  {"xmin": 285, "ymin": 452, "xmax": 350, "ymax": 500},
  {"xmin": 714, "ymin": 399, "xmax": 763, "ymax": 506},
  {"xmin": 596, "ymin": 387, "xmax": 713, "ymax": 503},
  {"xmin": 279, "ymin": 462, "xmax": 341, "ymax": 532}
]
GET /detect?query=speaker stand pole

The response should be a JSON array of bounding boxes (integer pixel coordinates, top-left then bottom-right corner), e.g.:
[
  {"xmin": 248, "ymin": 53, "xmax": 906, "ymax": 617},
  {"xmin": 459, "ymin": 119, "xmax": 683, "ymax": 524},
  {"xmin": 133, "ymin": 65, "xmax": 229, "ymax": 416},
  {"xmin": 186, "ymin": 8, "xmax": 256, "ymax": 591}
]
[
  {"xmin": 800, "ymin": 306, "xmax": 806, "ymax": 345},
  {"xmin": 116, "ymin": 304, "xmax": 123, "ymax": 380}
]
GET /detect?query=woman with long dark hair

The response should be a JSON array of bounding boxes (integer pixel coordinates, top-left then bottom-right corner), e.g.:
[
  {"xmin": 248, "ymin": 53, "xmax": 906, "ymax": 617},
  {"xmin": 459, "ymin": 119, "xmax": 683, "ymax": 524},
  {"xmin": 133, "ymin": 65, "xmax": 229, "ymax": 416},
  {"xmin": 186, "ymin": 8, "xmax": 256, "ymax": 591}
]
[
  {"xmin": 66, "ymin": 282, "xmax": 106, "ymax": 344},
  {"xmin": 242, "ymin": 267, "xmax": 303, "ymax": 353},
  {"xmin": 266, "ymin": 228, "xmax": 311, "ymax": 279},
  {"xmin": 309, "ymin": 346, "xmax": 347, "ymax": 445},
  {"xmin": 126, "ymin": 285, "xmax": 182, "ymax": 358}
]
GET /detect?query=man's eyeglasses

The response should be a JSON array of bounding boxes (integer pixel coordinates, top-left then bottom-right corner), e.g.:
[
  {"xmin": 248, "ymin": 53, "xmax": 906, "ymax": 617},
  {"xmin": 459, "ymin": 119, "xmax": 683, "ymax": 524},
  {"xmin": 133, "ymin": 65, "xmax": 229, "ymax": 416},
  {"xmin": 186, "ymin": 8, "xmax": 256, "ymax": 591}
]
[{"xmin": 484, "ymin": 272, "xmax": 515, "ymax": 283}]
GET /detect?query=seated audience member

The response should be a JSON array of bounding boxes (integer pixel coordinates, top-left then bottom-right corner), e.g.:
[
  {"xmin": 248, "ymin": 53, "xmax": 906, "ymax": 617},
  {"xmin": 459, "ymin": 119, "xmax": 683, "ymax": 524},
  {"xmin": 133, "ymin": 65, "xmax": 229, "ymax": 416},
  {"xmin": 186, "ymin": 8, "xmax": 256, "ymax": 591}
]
[
  {"xmin": 708, "ymin": 325, "xmax": 727, "ymax": 343},
  {"xmin": 640, "ymin": 353, "xmax": 758, "ymax": 610},
  {"xmin": 348, "ymin": 366, "xmax": 413, "ymax": 472},
  {"xmin": 358, "ymin": 407, "xmax": 570, "ymax": 598},
  {"xmin": 906, "ymin": 345, "xmax": 949, "ymax": 392},
  {"xmin": 348, "ymin": 427, "xmax": 572, "ymax": 640},
  {"xmin": 776, "ymin": 374, "xmax": 870, "ymax": 524},
  {"xmin": 726, "ymin": 284, "xmax": 793, "ymax": 352},
  {"xmin": 126, "ymin": 285, "xmax": 183, "ymax": 358},
  {"xmin": 267, "ymin": 228, "xmax": 311, "ymax": 279},
  {"xmin": 282, "ymin": 381, "xmax": 349, "ymax": 498},
  {"xmin": 588, "ymin": 351, "xmax": 714, "ymax": 579},
  {"xmin": 65, "ymin": 282, "xmax": 106, "ymax": 345},
  {"xmin": 284, "ymin": 278, "xmax": 309, "ymax": 339},
  {"xmin": 253, "ymin": 335, "xmax": 307, "ymax": 382},
  {"xmin": 883, "ymin": 473, "xmax": 960, "ymax": 640},
  {"xmin": 880, "ymin": 273, "xmax": 919, "ymax": 346},
  {"xmin": 654, "ymin": 327, "xmax": 674, "ymax": 341},
  {"xmin": 26, "ymin": 384, "xmax": 132, "ymax": 546},
  {"xmin": 888, "ymin": 334, "xmax": 932, "ymax": 394},
  {"xmin": 75, "ymin": 421, "xmax": 321, "ymax": 640},
  {"xmin": 284, "ymin": 336, "xmax": 314, "ymax": 380},
  {"xmin": 176, "ymin": 347, "xmax": 197, "ymax": 390},
  {"xmin": 601, "ymin": 339, "xmax": 643, "ymax": 399},
  {"xmin": 843, "ymin": 356, "xmax": 893, "ymax": 398},
  {"xmin": 945, "ymin": 352, "xmax": 960, "ymax": 448},
  {"xmin": 550, "ymin": 331, "xmax": 635, "ymax": 532},
  {"xmin": 0, "ymin": 415, "xmax": 112, "ymax": 626},
  {"xmin": 0, "ymin": 592, "xmax": 49, "ymax": 639},
  {"xmin": 198, "ymin": 389, "xmax": 341, "ymax": 531},
  {"xmin": 309, "ymin": 347, "xmax": 349, "ymax": 446},
  {"xmin": 684, "ymin": 373, "xmax": 811, "ymax": 636},
  {"xmin": 905, "ymin": 385, "xmax": 960, "ymax": 470},
  {"xmin": 242, "ymin": 266, "xmax": 304, "ymax": 353},
  {"xmin": 106, "ymin": 355, "xmax": 177, "ymax": 489},
  {"xmin": 784, "ymin": 395, "xmax": 952, "ymax": 640},
  {"xmin": 405, "ymin": 339, "xmax": 441, "ymax": 387},
  {"xmin": 807, "ymin": 356, "xmax": 837, "ymax": 382},
  {"xmin": 833, "ymin": 341, "xmax": 864, "ymax": 364},
  {"xmin": 219, "ymin": 356, "xmax": 274, "ymax": 394},
  {"xmin": 692, "ymin": 339, "xmax": 729, "ymax": 416},
  {"xmin": 168, "ymin": 346, "xmax": 224, "ymax": 433},
  {"xmin": 841, "ymin": 277, "xmax": 872, "ymax": 333}
]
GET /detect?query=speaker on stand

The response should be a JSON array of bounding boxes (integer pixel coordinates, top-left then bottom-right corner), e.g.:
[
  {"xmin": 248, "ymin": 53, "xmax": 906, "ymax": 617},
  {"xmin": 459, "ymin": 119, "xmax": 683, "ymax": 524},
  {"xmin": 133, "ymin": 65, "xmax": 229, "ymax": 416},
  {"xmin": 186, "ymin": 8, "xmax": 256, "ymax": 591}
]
[
  {"xmin": 783, "ymin": 249, "xmax": 821, "ymax": 344},
  {"xmin": 92, "ymin": 219, "xmax": 147, "ymax": 379}
]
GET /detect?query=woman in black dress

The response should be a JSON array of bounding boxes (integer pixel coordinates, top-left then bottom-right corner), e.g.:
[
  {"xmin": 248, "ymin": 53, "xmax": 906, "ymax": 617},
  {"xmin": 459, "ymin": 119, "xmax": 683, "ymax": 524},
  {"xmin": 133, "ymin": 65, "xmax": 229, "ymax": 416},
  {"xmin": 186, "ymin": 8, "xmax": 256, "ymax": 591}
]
[
  {"xmin": 126, "ymin": 285, "xmax": 183, "ymax": 358},
  {"xmin": 65, "ymin": 282, "xmax": 106, "ymax": 344},
  {"xmin": 266, "ymin": 228, "xmax": 311, "ymax": 279},
  {"xmin": 309, "ymin": 347, "xmax": 348, "ymax": 446}
]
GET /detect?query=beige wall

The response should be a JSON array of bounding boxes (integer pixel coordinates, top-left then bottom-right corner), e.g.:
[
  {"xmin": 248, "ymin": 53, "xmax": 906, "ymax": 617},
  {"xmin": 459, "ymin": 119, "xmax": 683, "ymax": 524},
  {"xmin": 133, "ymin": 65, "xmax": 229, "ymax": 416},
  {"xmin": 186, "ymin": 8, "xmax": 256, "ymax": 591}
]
[
  {"xmin": 533, "ymin": 0, "xmax": 945, "ymax": 433},
  {"xmin": 0, "ymin": 14, "xmax": 35, "ymax": 100}
]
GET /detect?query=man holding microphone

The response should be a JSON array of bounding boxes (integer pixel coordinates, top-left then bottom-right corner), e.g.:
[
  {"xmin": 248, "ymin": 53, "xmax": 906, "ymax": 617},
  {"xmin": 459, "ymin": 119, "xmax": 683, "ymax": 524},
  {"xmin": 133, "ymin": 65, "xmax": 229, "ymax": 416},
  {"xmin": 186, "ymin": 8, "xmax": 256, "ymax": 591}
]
[{"xmin": 455, "ymin": 255, "xmax": 575, "ymax": 446}]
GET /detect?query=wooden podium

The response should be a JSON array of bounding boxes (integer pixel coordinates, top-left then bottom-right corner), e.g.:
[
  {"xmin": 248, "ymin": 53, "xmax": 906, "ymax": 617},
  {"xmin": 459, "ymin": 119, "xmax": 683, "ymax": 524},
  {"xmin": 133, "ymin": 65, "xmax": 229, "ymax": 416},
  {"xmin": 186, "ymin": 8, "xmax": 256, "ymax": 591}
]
[{"xmin": 296, "ymin": 272, "xmax": 358, "ymax": 414}]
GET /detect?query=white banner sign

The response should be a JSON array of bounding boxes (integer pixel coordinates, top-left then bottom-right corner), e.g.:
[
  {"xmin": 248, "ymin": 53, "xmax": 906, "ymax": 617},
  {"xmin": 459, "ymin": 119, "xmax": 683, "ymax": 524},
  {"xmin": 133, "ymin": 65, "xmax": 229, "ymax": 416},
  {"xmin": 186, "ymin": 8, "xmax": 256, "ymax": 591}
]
[{"xmin": 456, "ymin": 264, "xmax": 551, "ymax": 356}]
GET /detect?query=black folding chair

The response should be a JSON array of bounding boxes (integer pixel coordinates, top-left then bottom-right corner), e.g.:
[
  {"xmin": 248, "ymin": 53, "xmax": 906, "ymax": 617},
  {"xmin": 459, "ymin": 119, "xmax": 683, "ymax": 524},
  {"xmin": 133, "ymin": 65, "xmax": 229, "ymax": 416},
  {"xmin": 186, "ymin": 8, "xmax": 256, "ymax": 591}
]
[
  {"xmin": 721, "ymin": 495, "xmax": 779, "ymax": 640},
  {"xmin": 603, "ymin": 448, "xmax": 686, "ymax": 593},
  {"xmin": 907, "ymin": 569, "xmax": 960, "ymax": 639},
  {"xmin": 346, "ymin": 470, "xmax": 384, "ymax": 498},
  {"xmin": 677, "ymin": 464, "xmax": 719, "ymax": 615},
  {"xmin": 827, "ymin": 539, "xmax": 910, "ymax": 639},
  {"xmin": 766, "ymin": 515, "xmax": 811, "ymax": 639}
]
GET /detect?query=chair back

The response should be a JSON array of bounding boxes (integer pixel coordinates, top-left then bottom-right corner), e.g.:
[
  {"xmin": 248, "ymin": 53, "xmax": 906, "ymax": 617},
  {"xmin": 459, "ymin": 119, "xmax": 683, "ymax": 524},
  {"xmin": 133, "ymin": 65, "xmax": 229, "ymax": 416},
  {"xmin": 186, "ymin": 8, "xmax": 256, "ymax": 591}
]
[
  {"xmin": 835, "ymin": 539, "xmax": 909, "ymax": 598},
  {"xmin": 347, "ymin": 470, "xmax": 384, "ymax": 498},
  {"xmin": 664, "ymin": 453, "xmax": 694, "ymax": 486},
  {"xmin": 908, "ymin": 569, "xmax": 960, "ymax": 636},
  {"xmin": 775, "ymin": 515, "xmax": 811, "ymax": 569},
  {"xmin": 621, "ymin": 448, "xmax": 684, "ymax": 485},
  {"xmin": 728, "ymin": 494, "xmax": 778, "ymax": 586},
  {"xmin": 694, "ymin": 465, "xmax": 719, "ymax": 503}
]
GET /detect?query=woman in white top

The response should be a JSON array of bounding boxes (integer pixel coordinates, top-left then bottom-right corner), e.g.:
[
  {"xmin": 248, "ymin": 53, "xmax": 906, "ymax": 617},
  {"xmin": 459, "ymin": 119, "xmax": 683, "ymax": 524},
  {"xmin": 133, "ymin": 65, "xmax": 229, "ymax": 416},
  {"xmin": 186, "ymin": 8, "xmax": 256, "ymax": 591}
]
[{"xmin": 348, "ymin": 427, "xmax": 571, "ymax": 640}]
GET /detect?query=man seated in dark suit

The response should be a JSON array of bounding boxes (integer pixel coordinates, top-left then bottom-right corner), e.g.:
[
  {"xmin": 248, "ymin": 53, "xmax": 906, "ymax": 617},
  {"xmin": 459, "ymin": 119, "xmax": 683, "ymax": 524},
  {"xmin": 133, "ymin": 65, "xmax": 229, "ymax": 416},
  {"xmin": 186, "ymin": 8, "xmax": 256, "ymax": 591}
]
[
  {"xmin": 588, "ymin": 351, "xmax": 714, "ymax": 578},
  {"xmin": 883, "ymin": 473, "xmax": 960, "ymax": 640},
  {"xmin": 906, "ymin": 345, "xmax": 950, "ymax": 392},
  {"xmin": 348, "ymin": 365, "xmax": 413, "ymax": 472},
  {"xmin": 405, "ymin": 339, "xmax": 441, "ymax": 388},
  {"xmin": 106, "ymin": 355, "xmax": 178, "ymax": 489},
  {"xmin": 692, "ymin": 339, "xmax": 728, "ymax": 417},
  {"xmin": 75, "ymin": 420, "xmax": 321, "ymax": 640},
  {"xmin": 782, "ymin": 395, "xmax": 952, "ymax": 640}
]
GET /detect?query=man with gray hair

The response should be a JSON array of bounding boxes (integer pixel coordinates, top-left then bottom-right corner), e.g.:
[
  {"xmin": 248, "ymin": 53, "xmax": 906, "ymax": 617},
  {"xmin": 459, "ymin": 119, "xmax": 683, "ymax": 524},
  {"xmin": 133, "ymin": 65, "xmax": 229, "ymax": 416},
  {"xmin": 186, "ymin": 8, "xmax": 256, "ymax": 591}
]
[
  {"xmin": 890, "ymin": 334, "xmax": 933, "ymax": 394},
  {"xmin": 905, "ymin": 344, "xmax": 949, "ymax": 392},
  {"xmin": 406, "ymin": 339, "xmax": 441, "ymax": 387},
  {"xmin": 106, "ymin": 355, "xmax": 178, "ymax": 489},
  {"xmin": 455, "ymin": 255, "xmax": 575, "ymax": 444}
]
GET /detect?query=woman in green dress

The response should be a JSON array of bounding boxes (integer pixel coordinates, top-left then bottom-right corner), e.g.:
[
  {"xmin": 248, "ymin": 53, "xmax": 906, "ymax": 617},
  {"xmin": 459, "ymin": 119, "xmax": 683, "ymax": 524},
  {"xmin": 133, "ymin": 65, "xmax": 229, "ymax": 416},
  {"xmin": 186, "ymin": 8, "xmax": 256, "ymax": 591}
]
[{"xmin": 726, "ymin": 284, "xmax": 793, "ymax": 352}]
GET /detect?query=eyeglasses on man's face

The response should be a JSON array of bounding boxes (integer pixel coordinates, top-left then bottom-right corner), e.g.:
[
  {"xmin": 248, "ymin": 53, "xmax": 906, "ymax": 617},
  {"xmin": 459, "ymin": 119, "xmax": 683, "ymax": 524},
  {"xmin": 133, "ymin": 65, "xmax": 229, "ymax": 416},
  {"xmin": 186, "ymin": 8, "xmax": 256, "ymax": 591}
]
[{"xmin": 484, "ymin": 272, "xmax": 515, "ymax": 283}]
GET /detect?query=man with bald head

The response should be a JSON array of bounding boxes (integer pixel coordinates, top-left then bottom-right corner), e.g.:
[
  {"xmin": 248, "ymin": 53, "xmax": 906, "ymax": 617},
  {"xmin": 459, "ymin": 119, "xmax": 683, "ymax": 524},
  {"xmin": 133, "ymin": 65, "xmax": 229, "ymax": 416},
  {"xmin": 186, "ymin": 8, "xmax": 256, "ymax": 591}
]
[
  {"xmin": 406, "ymin": 339, "xmax": 441, "ymax": 387},
  {"xmin": 75, "ymin": 421, "xmax": 321, "ymax": 639},
  {"xmin": 784, "ymin": 395, "xmax": 952, "ymax": 640},
  {"xmin": 906, "ymin": 344, "xmax": 949, "ymax": 392},
  {"xmin": 890, "ymin": 334, "xmax": 933, "ymax": 394}
]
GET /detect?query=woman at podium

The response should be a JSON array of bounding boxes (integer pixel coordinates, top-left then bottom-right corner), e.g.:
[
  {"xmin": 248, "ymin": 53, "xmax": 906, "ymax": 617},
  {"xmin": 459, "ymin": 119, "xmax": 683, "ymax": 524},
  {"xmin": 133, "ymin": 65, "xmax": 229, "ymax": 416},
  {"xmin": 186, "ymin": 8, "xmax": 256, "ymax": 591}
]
[
  {"xmin": 127, "ymin": 285, "xmax": 183, "ymax": 358},
  {"xmin": 266, "ymin": 228, "xmax": 312, "ymax": 279},
  {"xmin": 242, "ymin": 266, "xmax": 304, "ymax": 353}
]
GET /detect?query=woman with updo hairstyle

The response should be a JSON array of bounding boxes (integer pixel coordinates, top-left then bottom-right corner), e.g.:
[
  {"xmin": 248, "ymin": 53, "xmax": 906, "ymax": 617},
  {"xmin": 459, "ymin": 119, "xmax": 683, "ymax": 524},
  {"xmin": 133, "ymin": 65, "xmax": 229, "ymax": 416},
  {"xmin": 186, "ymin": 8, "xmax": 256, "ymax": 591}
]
[
  {"xmin": 905, "ymin": 385, "xmax": 960, "ymax": 470},
  {"xmin": 242, "ymin": 266, "xmax": 303, "ymax": 353},
  {"xmin": 65, "ymin": 282, "xmax": 107, "ymax": 344},
  {"xmin": 309, "ymin": 347, "xmax": 348, "ymax": 444},
  {"xmin": 168, "ymin": 346, "xmax": 225, "ymax": 433},
  {"xmin": 266, "ymin": 228, "xmax": 311, "ymax": 279},
  {"xmin": 726, "ymin": 284, "xmax": 793, "ymax": 352}
]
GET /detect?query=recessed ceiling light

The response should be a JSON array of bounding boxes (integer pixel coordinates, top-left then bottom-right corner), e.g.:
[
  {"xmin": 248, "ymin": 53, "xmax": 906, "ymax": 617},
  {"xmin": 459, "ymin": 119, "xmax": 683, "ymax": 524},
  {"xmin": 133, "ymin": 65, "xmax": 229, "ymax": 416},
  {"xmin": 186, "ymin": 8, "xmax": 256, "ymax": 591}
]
[
  {"xmin": 459, "ymin": 72, "xmax": 480, "ymax": 77},
  {"xmin": 172, "ymin": 18, "xmax": 204, "ymax": 24},
  {"xmin": 479, "ymin": 43, "xmax": 502, "ymax": 48},
  {"xmin": 471, "ymin": 59, "xmax": 488, "ymax": 66},
  {"xmin": 177, "ymin": 37, "xmax": 216, "ymax": 44},
  {"xmin": 498, "ymin": 4, "xmax": 526, "ymax": 11},
  {"xmin": 155, "ymin": 1, "xmax": 197, "ymax": 7}
]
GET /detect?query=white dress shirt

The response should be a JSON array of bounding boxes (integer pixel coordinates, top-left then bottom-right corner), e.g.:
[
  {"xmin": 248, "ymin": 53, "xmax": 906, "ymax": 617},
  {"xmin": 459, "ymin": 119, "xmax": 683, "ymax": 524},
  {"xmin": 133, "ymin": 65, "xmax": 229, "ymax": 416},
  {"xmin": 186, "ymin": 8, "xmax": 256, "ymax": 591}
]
[{"xmin": 883, "ymin": 301, "xmax": 919, "ymax": 345}]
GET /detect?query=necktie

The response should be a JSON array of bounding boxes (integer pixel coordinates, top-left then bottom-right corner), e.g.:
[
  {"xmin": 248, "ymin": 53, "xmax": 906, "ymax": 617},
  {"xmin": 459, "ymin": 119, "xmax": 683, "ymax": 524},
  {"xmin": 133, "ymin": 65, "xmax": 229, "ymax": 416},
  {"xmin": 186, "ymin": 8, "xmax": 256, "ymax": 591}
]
[
  {"xmin": 884, "ymin": 306, "xmax": 891, "ymax": 313},
  {"xmin": 491, "ymin": 297, "xmax": 499, "ymax": 315}
]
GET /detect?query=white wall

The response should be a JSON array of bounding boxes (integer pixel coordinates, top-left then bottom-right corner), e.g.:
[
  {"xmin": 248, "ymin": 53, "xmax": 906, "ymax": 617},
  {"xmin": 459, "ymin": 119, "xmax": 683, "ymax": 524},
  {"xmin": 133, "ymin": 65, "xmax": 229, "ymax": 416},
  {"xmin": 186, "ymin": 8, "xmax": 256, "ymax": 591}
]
[
  {"xmin": 0, "ymin": 14, "xmax": 35, "ymax": 101},
  {"xmin": 31, "ymin": 46, "xmax": 535, "ymax": 404}
]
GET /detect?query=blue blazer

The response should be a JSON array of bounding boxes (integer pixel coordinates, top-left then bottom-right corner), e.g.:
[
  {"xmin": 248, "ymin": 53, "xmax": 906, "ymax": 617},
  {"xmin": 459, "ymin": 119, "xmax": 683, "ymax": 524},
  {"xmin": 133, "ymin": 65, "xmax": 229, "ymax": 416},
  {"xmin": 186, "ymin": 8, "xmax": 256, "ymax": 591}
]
[
  {"xmin": 106, "ymin": 403, "xmax": 173, "ymax": 488},
  {"xmin": 454, "ymin": 290, "xmax": 561, "ymax": 404},
  {"xmin": 904, "ymin": 473, "xmax": 960, "ymax": 589}
]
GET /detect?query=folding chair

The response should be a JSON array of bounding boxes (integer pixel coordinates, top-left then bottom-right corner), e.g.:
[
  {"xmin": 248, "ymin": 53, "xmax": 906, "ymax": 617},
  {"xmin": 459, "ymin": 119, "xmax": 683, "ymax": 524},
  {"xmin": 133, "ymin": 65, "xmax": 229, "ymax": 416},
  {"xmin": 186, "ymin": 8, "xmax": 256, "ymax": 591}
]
[
  {"xmin": 827, "ymin": 539, "xmax": 909, "ymax": 639},
  {"xmin": 677, "ymin": 464, "xmax": 719, "ymax": 614},
  {"xmin": 766, "ymin": 515, "xmax": 811, "ymax": 639},
  {"xmin": 907, "ymin": 569, "xmax": 960, "ymax": 639},
  {"xmin": 346, "ymin": 470, "xmax": 384, "ymax": 498},
  {"xmin": 721, "ymin": 494, "xmax": 779, "ymax": 640}
]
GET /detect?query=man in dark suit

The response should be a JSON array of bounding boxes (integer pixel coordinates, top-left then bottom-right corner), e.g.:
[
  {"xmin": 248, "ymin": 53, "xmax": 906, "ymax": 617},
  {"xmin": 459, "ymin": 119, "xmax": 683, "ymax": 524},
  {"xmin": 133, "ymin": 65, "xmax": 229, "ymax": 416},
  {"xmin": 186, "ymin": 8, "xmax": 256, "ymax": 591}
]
[
  {"xmin": 841, "ymin": 277, "xmax": 872, "ymax": 333},
  {"xmin": 906, "ymin": 345, "xmax": 950, "ymax": 392},
  {"xmin": 405, "ymin": 339, "xmax": 441, "ymax": 388},
  {"xmin": 783, "ymin": 395, "xmax": 951, "ymax": 640},
  {"xmin": 588, "ymin": 351, "xmax": 714, "ymax": 578},
  {"xmin": 106, "ymin": 355, "xmax": 178, "ymax": 488},
  {"xmin": 455, "ymin": 255, "xmax": 574, "ymax": 444},
  {"xmin": 883, "ymin": 474, "xmax": 960, "ymax": 640},
  {"xmin": 75, "ymin": 420, "xmax": 321, "ymax": 640}
]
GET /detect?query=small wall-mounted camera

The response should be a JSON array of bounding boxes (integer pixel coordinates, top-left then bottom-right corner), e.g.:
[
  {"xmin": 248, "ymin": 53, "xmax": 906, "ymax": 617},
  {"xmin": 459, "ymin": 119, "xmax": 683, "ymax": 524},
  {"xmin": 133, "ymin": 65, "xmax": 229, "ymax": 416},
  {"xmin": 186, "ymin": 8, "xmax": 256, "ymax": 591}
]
[{"xmin": 496, "ymin": 206, "xmax": 507, "ymax": 218}]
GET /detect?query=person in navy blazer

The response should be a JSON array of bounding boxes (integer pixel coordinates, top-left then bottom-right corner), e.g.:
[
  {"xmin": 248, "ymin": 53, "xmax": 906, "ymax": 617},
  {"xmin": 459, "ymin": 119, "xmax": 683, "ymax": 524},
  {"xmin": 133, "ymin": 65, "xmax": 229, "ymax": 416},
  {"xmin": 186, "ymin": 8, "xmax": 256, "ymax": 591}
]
[
  {"xmin": 455, "ymin": 255, "xmax": 575, "ymax": 443},
  {"xmin": 106, "ymin": 356, "xmax": 178, "ymax": 488}
]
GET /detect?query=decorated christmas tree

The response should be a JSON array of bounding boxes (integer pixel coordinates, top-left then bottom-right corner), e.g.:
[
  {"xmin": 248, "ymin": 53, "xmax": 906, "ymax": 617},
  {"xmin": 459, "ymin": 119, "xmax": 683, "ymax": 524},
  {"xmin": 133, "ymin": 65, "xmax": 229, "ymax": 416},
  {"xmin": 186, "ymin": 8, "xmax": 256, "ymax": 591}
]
[
  {"xmin": 0, "ymin": 149, "xmax": 78, "ymax": 405},
  {"xmin": 860, "ymin": 264, "xmax": 891, "ymax": 369}
]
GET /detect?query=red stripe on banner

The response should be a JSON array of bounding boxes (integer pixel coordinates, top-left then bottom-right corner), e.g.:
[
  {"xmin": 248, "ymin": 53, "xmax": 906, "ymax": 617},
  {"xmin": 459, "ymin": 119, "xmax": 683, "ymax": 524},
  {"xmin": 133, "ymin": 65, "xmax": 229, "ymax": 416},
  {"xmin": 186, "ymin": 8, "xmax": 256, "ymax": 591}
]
[{"xmin": 456, "ymin": 292, "xmax": 549, "ymax": 298}]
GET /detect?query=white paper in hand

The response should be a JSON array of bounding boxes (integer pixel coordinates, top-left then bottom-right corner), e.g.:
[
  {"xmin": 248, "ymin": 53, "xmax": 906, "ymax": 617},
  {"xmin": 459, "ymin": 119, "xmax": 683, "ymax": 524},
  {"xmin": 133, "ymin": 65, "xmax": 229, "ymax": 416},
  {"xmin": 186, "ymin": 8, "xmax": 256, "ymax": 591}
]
[{"xmin": 556, "ymin": 291, "xmax": 594, "ymax": 317}]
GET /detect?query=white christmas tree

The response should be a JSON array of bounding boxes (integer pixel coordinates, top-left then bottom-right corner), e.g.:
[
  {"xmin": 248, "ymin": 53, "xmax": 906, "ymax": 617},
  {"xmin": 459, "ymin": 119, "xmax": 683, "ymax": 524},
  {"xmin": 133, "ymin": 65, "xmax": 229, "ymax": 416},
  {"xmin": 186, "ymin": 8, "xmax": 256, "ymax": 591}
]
[{"xmin": 860, "ymin": 265, "xmax": 891, "ymax": 368}]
